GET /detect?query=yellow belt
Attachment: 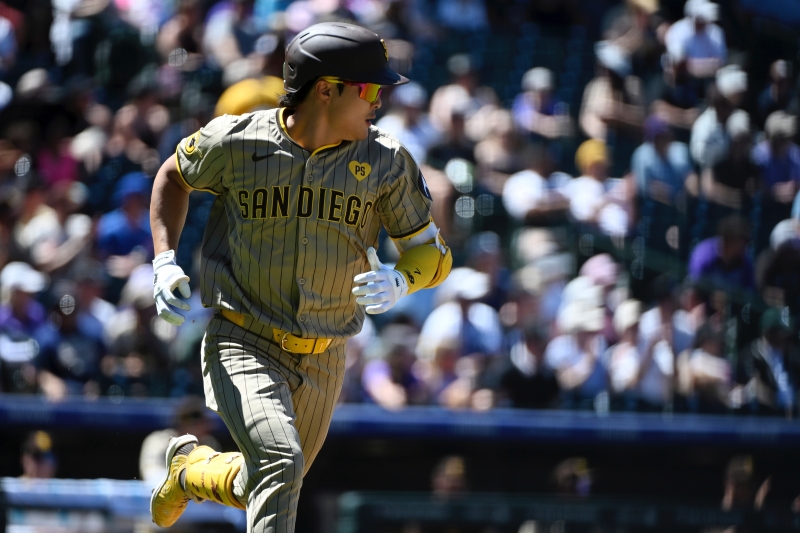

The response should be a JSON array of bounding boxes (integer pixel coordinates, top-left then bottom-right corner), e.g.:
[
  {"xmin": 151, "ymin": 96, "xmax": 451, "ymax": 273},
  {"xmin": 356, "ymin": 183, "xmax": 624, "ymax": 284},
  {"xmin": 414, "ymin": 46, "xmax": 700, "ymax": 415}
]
[{"xmin": 220, "ymin": 308, "xmax": 332, "ymax": 355}]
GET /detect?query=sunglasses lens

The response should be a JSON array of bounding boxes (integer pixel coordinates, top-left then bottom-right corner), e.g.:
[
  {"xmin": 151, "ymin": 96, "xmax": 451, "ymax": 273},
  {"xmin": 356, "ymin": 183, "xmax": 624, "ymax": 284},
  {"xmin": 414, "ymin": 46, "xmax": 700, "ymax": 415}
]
[{"xmin": 358, "ymin": 83, "xmax": 382, "ymax": 103}]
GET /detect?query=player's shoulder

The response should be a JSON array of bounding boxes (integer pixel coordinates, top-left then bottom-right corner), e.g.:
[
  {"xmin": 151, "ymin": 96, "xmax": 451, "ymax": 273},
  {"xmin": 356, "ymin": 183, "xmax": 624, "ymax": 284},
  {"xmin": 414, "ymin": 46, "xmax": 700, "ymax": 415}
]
[
  {"xmin": 364, "ymin": 124, "xmax": 413, "ymax": 161},
  {"xmin": 202, "ymin": 108, "xmax": 281, "ymax": 134}
]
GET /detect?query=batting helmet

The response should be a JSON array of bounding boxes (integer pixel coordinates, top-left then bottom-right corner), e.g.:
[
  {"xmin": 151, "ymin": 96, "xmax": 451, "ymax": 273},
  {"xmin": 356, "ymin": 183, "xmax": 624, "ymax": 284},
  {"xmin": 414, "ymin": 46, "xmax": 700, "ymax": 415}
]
[{"xmin": 283, "ymin": 22, "xmax": 408, "ymax": 93}]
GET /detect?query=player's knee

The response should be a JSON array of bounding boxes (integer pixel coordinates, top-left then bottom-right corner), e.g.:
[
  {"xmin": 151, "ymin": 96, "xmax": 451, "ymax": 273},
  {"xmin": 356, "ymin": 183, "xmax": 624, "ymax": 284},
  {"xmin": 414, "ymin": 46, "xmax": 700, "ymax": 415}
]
[
  {"xmin": 253, "ymin": 449, "xmax": 304, "ymax": 487},
  {"xmin": 287, "ymin": 448, "xmax": 305, "ymax": 486}
]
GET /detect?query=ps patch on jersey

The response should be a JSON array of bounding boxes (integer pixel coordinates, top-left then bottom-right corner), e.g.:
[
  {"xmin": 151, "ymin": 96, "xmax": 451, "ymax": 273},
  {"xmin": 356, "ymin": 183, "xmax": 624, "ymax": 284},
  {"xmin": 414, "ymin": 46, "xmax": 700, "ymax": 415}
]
[
  {"xmin": 417, "ymin": 171, "xmax": 432, "ymax": 200},
  {"xmin": 348, "ymin": 161, "xmax": 371, "ymax": 181},
  {"xmin": 184, "ymin": 132, "xmax": 201, "ymax": 156}
]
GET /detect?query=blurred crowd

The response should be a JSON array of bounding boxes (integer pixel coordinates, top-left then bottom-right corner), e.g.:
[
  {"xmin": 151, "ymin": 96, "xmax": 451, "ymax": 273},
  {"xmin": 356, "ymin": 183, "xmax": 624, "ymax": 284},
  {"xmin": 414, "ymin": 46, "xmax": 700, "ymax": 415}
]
[{"xmin": 1, "ymin": 0, "xmax": 800, "ymax": 418}]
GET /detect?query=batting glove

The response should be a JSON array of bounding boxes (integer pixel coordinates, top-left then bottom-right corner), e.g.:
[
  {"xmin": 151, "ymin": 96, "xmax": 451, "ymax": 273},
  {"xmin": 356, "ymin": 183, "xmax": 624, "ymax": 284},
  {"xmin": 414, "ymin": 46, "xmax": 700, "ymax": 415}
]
[
  {"xmin": 352, "ymin": 247, "xmax": 408, "ymax": 315},
  {"xmin": 153, "ymin": 250, "xmax": 191, "ymax": 325}
]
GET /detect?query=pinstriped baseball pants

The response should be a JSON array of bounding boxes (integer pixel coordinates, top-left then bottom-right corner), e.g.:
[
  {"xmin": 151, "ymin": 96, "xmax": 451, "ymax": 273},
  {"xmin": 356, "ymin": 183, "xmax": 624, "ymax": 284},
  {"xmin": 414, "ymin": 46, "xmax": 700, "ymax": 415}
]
[{"xmin": 201, "ymin": 313, "xmax": 346, "ymax": 533}]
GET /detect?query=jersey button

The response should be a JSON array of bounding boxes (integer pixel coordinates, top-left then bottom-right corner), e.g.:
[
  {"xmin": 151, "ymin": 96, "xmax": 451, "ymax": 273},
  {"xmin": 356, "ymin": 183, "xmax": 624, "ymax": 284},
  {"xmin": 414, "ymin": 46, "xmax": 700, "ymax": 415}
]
[
  {"xmin": 301, "ymin": 238, "xmax": 309, "ymax": 245},
  {"xmin": 299, "ymin": 278, "xmax": 306, "ymax": 285},
  {"xmin": 307, "ymin": 175, "xmax": 313, "ymax": 182},
  {"xmin": 298, "ymin": 315, "xmax": 306, "ymax": 322}
]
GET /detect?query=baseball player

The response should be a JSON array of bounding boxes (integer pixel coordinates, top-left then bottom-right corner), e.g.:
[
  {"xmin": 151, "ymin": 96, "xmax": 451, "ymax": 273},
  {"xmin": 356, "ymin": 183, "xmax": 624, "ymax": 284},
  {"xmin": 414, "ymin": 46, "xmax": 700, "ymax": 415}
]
[{"xmin": 148, "ymin": 22, "xmax": 452, "ymax": 532}]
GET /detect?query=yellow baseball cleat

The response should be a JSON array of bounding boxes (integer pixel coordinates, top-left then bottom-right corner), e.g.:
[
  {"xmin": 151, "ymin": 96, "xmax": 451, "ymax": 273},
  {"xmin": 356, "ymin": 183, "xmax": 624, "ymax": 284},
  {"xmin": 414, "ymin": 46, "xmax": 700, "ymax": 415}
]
[{"xmin": 149, "ymin": 434, "xmax": 199, "ymax": 528}]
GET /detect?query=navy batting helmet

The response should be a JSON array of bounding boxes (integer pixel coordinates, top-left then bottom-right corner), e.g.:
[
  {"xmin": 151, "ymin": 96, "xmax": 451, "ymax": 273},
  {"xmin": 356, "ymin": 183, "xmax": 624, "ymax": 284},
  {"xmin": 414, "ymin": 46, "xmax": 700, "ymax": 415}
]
[{"xmin": 283, "ymin": 22, "xmax": 409, "ymax": 93}]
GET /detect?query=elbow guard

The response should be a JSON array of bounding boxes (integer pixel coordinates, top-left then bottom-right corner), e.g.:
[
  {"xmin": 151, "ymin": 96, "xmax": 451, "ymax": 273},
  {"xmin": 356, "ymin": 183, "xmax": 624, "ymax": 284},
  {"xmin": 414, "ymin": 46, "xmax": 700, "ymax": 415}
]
[{"xmin": 395, "ymin": 234, "xmax": 453, "ymax": 295}]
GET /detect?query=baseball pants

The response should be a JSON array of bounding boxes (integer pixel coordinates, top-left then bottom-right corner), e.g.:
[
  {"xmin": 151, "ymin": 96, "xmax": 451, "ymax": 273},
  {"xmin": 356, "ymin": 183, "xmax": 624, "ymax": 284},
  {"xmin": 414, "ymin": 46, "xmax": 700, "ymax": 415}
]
[{"xmin": 201, "ymin": 312, "xmax": 346, "ymax": 533}]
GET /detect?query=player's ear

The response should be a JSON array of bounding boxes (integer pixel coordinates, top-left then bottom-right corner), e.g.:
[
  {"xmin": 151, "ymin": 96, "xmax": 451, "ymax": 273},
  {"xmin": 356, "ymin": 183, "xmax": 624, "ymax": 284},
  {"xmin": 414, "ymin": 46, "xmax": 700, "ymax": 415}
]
[{"xmin": 315, "ymin": 79, "xmax": 333, "ymax": 104}]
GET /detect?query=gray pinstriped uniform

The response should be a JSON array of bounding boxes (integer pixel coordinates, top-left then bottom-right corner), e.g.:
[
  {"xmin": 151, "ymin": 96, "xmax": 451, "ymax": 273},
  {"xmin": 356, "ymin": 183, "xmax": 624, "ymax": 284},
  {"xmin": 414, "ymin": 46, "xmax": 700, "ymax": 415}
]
[{"xmin": 175, "ymin": 107, "xmax": 433, "ymax": 532}]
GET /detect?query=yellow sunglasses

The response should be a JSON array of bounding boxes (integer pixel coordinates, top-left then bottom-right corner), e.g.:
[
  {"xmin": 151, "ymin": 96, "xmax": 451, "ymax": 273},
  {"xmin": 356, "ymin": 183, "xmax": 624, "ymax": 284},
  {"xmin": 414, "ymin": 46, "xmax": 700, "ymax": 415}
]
[{"xmin": 320, "ymin": 77, "xmax": 383, "ymax": 104}]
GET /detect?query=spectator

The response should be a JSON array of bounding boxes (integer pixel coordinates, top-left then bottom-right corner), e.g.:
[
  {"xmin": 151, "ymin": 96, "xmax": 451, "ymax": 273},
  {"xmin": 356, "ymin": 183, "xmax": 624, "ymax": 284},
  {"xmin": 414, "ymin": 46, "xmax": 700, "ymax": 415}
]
[
  {"xmin": 579, "ymin": 253, "xmax": 622, "ymax": 344},
  {"xmin": 545, "ymin": 299, "xmax": 609, "ymax": 410},
  {"xmin": 562, "ymin": 139, "xmax": 631, "ymax": 237},
  {"xmin": 736, "ymin": 308, "xmax": 800, "ymax": 417},
  {"xmin": 376, "ymin": 82, "xmax": 438, "ymax": 165},
  {"xmin": 499, "ymin": 323, "xmax": 559, "ymax": 409},
  {"xmin": 418, "ymin": 333, "xmax": 461, "ymax": 408},
  {"xmin": 431, "ymin": 456, "xmax": 468, "ymax": 500},
  {"xmin": 0, "ymin": 261, "xmax": 48, "ymax": 338},
  {"xmin": 96, "ymin": 171, "xmax": 153, "ymax": 291},
  {"xmin": 756, "ymin": 219, "xmax": 800, "ymax": 311},
  {"xmin": 417, "ymin": 268, "xmax": 503, "ymax": 408},
  {"xmin": 757, "ymin": 60, "xmax": 796, "ymax": 129},
  {"xmin": 33, "ymin": 282, "xmax": 106, "ymax": 401},
  {"xmin": 702, "ymin": 112, "xmax": 756, "ymax": 216},
  {"xmin": 104, "ymin": 265, "xmax": 172, "ymax": 397},
  {"xmin": 340, "ymin": 316, "xmax": 375, "ymax": 404},
  {"xmin": 676, "ymin": 321, "xmax": 731, "ymax": 413},
  {"xmin": 502, "ymin": 144, "xmax": 569, "ymax": 225},
  {"xmin": 12, "ymin": 173, "xmax": 60, "ymax": 261},
  {"xmin": 139, "ymin": 395, "xmax": 221, "ymax": 484},
  {"xmin": 426, "ymin": 101, "xmax": 476, "ymax": 170},
  {"xmin": 552, "ymin": 457, "xmax": 593, "ymax": 497},
  {"xmin": 688, "ymin": 215, "xmax": 755, "ymax": 293},
  {"xmin": 202, "ymin": 0, "xmax": 260, "ymax": 70},
  {"xmin": 676, "ymin": 278, "xmax": 709, "ymax": 337},
  {"xmin": 429, "ymin": 54, "xmax": 497, "ymax": 135},
  {"xmin": 361, "ymin": 324, "xmax": 430, "ymax": 409},
  {"xmin": 417, "ymin": 268, "xmax": 503, "ymax": 362},
  {"xmin": 214, "ymin": 75, "xmax": 284, "ymax": 118},
  {"xmin": 473, "ymin": 108, "xmax": 527, "ymax": 179},
  {"xmin": 632, "ymin": 115, "xmax": 695, "ymax": 206},
  {"xmin": 73, "ymin": 259, "xmax": 116, "ymax": 331},
  {"xmin": 156, "ymin": 0, "xmax": 204, "ymax": 64},
  {"xmin": 579, "ymin": 40, "xmax": 644, "ymax": 174},
  {"xmin": 464, "ymin": 231, "xmax": 510, "ymax": 311},
  {"xmin": 37, "ymin": 116, "xmax": 80, "ymax": 188},
  {"xmin": 29, "ymin": 182, "xmax": 92, "ymax": 277},
  {"xmin": 753, "ymin": 111, "xmax": 800, "ymax": 212},
  {"xmin": 0, "ymin": 14, "xmax": 15, "ymax": 76},
  {"xmin": 690, "ymin": 68, "xmax": 748, "ymax": 170},
  {"xmin": 650, "ymin": 57, "xmax": 703, "ymax": 139},
  {"xmin": 436, "ymin": 0, "xmax": 488, "ymax": 32},
  {"xmin": 720, "ymin": 456, "xmax": 770, "ymax": 512},
  {"xmin": 512, "ymin": 67, "xmax": 572, "ymax": 142},
  {"xmin": 19, "ymin": 431, "xmax": 56, "ymax": 479},
  {"xmin": 637, "ymin": 275, "xmax": 693, "ymax": 410},
  {"xmin": 607, "ymin": 298, "xmax": 642, "ymax": 409},
  {"xmin": 664, "ymin": 0, "xmax": 726, "ymax": 79},
  {"xmin": 602, "ymin": 0, "xmax": 662, "ymax": 79}
]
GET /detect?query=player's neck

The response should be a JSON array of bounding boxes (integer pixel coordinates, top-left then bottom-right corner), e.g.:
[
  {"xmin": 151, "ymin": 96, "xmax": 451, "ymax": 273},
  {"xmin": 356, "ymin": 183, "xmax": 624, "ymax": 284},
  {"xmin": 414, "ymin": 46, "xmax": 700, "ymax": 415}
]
[{"xmin": 283, "ymin": 106, "xmax": 342, "ymax": 153}]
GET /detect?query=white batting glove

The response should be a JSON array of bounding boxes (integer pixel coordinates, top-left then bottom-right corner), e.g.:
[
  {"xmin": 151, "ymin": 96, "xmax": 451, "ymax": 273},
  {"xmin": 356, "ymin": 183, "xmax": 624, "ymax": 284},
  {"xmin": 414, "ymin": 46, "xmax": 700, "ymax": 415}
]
[
  {"xmin": 352, "ymin": 247, "xmax": 408, "ymax": 315},
  {"xmin": 152, "ymin": 250, "xmax": 191, "ymax": 325}
]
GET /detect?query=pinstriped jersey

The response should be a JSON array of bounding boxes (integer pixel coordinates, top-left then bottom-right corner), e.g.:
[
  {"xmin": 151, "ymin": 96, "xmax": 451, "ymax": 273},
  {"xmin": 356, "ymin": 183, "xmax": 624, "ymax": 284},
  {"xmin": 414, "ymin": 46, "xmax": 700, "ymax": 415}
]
[{"xmin": 175, "ymin": 107, "xmax": 433, "ymax": 339}]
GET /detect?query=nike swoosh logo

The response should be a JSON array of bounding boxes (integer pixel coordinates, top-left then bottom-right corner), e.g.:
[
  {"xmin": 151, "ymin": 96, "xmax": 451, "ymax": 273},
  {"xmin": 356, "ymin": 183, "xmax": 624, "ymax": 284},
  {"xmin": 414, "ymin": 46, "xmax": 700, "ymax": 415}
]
[{"xmin": 252, "ymin": 152, "xmax": 274, "ymax": 162}]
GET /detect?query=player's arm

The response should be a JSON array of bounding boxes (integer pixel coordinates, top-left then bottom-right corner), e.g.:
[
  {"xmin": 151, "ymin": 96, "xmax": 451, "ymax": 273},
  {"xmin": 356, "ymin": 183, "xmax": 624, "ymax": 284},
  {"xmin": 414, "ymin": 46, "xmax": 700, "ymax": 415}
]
[
  {"xmin": 353, "ymin": 146, "xmax": 451, "ymax": 314},
  {"xmin": 392, "ymin": 220, "xmax": 452, "ymax": 293},
  {"xmin": 150, "ymin": 154, "xmax": 193, "ymax": 326},
  {"xmin": 150, "ymin": 116, "xmax": 231, "ymax": 325},
  {"xmin": 352, "ymin": 221, "xmax": 452, "ymax": 315},
  {"xmin": 151, "ymin": 154, "xmax": 191, "ymax": 256}
]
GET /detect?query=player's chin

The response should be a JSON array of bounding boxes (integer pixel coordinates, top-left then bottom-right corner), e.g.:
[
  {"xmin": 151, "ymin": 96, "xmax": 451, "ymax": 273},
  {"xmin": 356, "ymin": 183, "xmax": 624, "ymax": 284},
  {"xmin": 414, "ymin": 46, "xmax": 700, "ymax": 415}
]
[{"xmin": 353, "ymin": 124, "xmax": 371, "ymax": 140}]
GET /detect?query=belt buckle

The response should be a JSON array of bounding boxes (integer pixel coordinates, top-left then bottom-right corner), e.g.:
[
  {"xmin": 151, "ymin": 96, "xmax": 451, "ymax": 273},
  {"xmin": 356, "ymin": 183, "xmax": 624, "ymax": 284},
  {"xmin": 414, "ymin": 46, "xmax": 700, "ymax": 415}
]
[{"xmin": 280, "ymin": 331, "xmax": 293, "ymax": 352}]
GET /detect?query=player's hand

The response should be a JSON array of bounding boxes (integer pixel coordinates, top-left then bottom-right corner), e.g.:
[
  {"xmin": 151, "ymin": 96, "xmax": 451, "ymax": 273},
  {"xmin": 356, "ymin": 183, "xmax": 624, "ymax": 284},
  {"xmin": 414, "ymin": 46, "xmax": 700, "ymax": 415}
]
[
  {"xmin": 152, "ymin": 250, "xmax": 191, "ymax": 325},
  {"xmin": 352, "ymin": 247, "xmax": 408, "ymax": 314}
]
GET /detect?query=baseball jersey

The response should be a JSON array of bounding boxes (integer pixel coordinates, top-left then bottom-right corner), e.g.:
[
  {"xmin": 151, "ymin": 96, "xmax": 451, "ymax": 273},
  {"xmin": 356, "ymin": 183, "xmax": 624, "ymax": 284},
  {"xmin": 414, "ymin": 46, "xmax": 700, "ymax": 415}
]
[{"xmin": 175, "ymin": 107, "xmax": 433, "ymax": 339}]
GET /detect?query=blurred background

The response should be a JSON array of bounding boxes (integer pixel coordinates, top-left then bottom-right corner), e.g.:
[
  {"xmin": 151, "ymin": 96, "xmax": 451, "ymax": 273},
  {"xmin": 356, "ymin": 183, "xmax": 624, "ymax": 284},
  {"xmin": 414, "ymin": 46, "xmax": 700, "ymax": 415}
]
[{"xmin": 2, "ymin": 0, "xmax": 800, "ymax": 531}]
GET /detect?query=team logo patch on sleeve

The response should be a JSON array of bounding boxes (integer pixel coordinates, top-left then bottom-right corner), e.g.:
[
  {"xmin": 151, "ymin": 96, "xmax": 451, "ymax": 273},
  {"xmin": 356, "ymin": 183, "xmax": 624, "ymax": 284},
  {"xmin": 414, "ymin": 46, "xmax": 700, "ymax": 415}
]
[
  {"xmin": 184, "ymin": 132, "xmax": 201, "ymax": 156},
  {"xmin": 418, "ymin": 171, "xmax": 432, "ymax": 200},
  {"xmin": 348, "ymin": 161, "xmax": 371, "ymax": 181}
]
